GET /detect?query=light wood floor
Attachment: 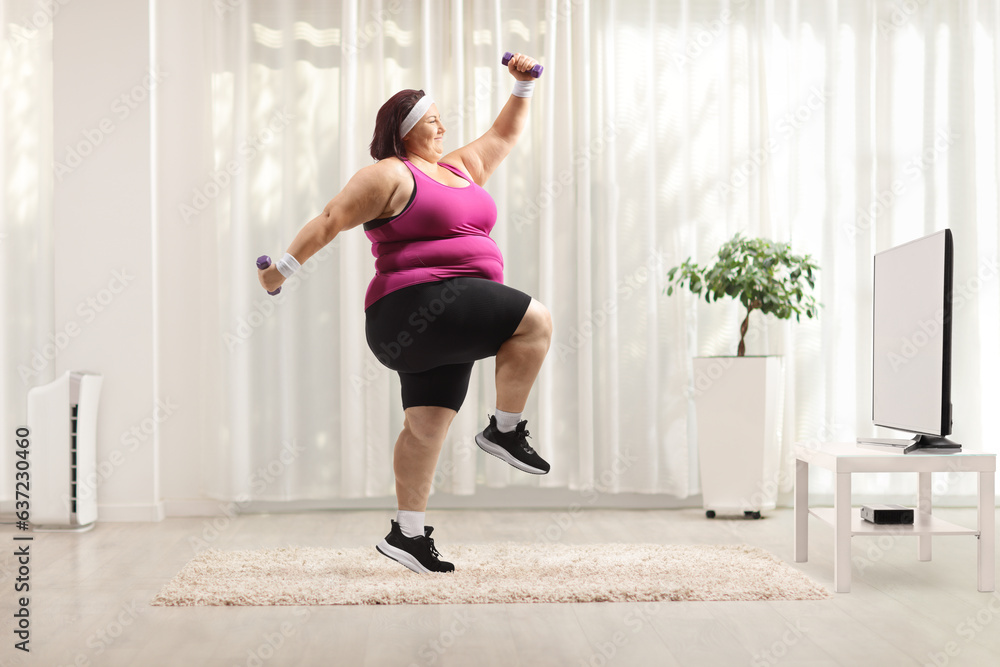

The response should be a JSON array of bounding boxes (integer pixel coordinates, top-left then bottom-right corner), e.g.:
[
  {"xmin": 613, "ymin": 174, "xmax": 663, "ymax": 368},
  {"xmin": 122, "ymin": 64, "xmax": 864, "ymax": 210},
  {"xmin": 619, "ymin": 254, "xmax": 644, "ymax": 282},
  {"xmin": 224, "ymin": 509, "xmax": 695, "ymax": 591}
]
[{"xmin": 2, "ymin": 508, "xmax": 999, "ymax": 666}]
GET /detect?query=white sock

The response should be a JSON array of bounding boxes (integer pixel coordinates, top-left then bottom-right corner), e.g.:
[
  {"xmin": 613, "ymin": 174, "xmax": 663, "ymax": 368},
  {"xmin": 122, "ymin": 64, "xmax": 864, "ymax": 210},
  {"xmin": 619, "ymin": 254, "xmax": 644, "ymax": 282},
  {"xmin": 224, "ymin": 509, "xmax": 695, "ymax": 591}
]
[
  {"xmin": 495, "ymin": 408, "xmax": 522, "ymax": 433},
  {"xmin": 396, "ymin": 510, "xmax": 425, "ymax": 538}
]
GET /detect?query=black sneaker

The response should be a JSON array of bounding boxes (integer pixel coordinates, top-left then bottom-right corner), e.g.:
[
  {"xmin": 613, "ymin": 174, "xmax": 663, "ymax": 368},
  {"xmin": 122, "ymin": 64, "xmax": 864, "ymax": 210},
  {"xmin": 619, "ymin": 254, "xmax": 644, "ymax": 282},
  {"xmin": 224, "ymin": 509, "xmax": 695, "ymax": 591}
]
[
  {"xmin": 475, "ymin": 415, "xmax": 550, "ymax": 475},
  {"xmin": 376, "ymin": 520, "xmax": 455, "ymax": 573}
]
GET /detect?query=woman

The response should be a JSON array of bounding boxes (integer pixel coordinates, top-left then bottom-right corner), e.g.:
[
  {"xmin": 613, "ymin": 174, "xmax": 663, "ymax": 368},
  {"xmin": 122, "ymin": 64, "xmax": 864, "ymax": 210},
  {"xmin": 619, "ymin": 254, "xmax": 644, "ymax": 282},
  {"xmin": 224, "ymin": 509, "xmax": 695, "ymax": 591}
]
[{"xmin": 258, "ymin": 53, "xmax": 552, "ymax": 574}]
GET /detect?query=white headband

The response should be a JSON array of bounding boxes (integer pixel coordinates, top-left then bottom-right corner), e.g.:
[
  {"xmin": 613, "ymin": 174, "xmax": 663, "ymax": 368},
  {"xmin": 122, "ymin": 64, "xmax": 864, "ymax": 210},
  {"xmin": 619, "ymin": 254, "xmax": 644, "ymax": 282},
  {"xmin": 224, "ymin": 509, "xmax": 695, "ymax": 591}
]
[{"xmin": 399, "ymin": 94, "xmax": 434, "ymax": 138}]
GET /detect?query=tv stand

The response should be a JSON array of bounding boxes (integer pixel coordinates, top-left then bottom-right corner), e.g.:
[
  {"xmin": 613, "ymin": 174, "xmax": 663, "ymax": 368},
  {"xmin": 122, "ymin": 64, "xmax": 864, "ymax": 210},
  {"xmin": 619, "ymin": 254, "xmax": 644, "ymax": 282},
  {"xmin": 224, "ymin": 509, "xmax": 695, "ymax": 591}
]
[
  {"xmin": 794, "ymin": 442, "xmax": 995, "ymax": 593},
  {"xmin": 856, "ymin": 433, "xmax": 962, "ymax": 454}
]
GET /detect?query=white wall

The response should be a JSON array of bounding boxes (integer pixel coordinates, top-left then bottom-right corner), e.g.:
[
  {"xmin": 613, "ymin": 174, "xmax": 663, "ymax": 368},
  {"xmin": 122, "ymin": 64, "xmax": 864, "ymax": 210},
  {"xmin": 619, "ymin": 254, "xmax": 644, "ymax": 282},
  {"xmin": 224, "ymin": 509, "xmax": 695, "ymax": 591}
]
[
  {"xmin": 55, "ymin": 0, "xmax": 223, "ymax": 520},
  {"xmin": 53, "ymin": 0, "xmax": 161, "ymax": 520},
  {"xmin": 51, "ymin": 0, "xmax": 226, "ymax": 521},
  {"xmin": 152, "ymin": 0, "xmax": 220, "ymax": 509}
]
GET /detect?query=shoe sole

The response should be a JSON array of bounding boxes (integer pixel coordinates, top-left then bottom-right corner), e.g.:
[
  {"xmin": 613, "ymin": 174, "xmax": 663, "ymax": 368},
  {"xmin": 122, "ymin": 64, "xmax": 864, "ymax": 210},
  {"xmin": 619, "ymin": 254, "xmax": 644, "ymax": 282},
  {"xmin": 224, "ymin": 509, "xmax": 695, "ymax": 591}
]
[
  {"xmin": 475, "ymin": 433, "xmax": 548, "ymax": 475},
  {"xmin": 376, "ymin": 539, "xmax": 432, "ymax": 574}
]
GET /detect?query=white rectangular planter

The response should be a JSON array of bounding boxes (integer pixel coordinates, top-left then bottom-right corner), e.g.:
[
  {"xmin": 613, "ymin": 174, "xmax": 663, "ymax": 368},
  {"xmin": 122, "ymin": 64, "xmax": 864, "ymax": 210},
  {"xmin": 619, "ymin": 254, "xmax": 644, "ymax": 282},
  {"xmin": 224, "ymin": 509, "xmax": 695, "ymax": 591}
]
[{"xmin": 693, "ymin": 356, "xmax": 783, "ymax": 515}]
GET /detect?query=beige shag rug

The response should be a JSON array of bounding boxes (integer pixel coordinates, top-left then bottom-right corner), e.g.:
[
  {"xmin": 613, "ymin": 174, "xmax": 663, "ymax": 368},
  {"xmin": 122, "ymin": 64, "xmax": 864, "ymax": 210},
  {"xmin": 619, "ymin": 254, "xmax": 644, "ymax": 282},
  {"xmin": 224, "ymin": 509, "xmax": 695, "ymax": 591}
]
[{"xmin": 151, "ymin": 543, "xmax": 829, "ymax": 606}]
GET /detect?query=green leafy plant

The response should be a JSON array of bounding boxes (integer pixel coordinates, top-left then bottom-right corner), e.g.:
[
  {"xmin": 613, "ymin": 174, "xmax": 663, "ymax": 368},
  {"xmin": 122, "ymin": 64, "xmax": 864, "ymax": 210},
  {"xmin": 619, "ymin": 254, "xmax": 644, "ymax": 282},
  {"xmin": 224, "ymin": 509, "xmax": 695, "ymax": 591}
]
[{"xmin": 665, "ymin": 233, "xmax": 820, "ymax": 356}]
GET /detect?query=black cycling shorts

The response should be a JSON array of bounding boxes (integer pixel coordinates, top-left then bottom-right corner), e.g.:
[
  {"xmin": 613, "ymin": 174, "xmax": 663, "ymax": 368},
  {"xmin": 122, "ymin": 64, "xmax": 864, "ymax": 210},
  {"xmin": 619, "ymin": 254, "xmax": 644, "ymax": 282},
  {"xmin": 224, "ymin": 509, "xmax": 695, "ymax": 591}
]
[{"xmin": 364, "ymin": 277, "xmax": 533, "ymax": 412}]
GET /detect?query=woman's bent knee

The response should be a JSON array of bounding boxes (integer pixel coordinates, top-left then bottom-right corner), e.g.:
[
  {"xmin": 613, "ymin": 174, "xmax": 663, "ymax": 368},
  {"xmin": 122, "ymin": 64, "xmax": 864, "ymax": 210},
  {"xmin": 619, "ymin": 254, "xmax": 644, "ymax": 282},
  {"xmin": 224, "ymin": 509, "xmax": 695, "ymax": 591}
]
[
  {"xmin": 513, "ymin": 299, "xmax": 553, "ymax": 341},
  {"xmin": 403, "ymin": 406, "xmax": 456, "ymax": 442},
  {"xmin": 535, "ymin": 301, "xmax": 553, "ymax": 341}
]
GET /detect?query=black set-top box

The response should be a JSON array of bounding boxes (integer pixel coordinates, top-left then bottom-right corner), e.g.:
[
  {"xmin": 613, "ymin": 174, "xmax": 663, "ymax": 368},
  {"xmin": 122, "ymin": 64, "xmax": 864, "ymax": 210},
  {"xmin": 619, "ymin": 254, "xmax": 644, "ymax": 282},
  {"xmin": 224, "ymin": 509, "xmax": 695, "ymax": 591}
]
[{"xmin": 860, "ymin": 504, "xmax": 914, "ymax": 525}]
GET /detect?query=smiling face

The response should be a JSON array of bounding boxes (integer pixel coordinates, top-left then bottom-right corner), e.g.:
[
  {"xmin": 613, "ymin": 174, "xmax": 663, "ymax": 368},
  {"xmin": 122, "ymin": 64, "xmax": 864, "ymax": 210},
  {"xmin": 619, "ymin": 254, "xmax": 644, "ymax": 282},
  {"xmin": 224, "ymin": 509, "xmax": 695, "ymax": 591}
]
[{"xmin": 401, "ymin": 103, "xmax": 445, "ymax": 162}]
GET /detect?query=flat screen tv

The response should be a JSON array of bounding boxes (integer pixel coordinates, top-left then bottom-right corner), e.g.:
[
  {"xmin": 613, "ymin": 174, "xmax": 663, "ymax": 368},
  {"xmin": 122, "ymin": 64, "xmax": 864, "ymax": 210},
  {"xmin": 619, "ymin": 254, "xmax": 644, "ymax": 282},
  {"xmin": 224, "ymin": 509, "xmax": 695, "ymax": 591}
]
[{"xmin": 857, "ymin": 229, "xmax": 961, "ymax": 454}]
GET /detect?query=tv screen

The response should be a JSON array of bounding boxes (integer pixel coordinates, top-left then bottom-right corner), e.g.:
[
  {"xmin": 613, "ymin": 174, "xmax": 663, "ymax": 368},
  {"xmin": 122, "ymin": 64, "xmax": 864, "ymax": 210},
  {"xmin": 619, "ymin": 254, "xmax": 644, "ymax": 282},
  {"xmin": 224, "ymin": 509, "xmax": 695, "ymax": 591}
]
[{"xmin": 868, "ymin": 229, "xmax": 955, "ymax": 448}]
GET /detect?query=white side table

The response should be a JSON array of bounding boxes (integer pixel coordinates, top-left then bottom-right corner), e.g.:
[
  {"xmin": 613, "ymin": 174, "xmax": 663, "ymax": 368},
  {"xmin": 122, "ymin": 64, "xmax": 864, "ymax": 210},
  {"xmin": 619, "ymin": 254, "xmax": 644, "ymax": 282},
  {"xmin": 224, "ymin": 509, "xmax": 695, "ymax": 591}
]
[{"xmin": 793, "ymin": 442, "xmax": 996, "ymax": 593}]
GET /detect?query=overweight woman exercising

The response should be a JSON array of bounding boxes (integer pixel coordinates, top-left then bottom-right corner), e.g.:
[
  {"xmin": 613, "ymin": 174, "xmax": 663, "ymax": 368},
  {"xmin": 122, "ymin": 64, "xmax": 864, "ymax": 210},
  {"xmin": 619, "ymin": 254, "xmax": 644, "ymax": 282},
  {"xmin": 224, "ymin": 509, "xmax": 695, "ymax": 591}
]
[{"xmin": 258, "ymin": 54, "xmax": 552, "ymax": 574}]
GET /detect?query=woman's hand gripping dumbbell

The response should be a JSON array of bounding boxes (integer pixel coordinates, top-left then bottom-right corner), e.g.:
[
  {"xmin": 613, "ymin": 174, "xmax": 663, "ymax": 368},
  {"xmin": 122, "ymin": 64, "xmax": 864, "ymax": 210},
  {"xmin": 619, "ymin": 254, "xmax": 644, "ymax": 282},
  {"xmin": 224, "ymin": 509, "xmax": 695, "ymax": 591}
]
[
  {"xmin": 502, "ymin": 52, "xmax": 543, "ymax": 78},
  {"xmin": 256, "ymin": 255, "xmax": 283, "ymax": 295}
]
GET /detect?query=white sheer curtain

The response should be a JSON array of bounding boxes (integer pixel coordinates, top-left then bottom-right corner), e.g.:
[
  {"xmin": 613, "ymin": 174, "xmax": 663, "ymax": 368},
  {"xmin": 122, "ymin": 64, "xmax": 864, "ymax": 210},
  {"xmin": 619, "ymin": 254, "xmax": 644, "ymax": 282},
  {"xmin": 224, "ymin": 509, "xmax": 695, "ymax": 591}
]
[
  {"xmin": 0, "ymin": 1, "xmax": 54, "ymax": 502},
  {"xmin": 197, "ymin": 0, "xmax": 1000, "ymax": 504}
]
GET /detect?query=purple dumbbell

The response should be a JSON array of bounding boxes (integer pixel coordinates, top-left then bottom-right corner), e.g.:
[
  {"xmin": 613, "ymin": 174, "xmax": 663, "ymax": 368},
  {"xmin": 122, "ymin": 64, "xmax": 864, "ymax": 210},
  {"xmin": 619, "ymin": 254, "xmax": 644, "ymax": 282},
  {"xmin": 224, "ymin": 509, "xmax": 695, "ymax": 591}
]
[
  {"xmin": 502, "ymin": 52, "xmax": 543, "ymax": 78},
  {"xmin": 256, "ymin": 255, "xmax": 281, "ymax": 295}
]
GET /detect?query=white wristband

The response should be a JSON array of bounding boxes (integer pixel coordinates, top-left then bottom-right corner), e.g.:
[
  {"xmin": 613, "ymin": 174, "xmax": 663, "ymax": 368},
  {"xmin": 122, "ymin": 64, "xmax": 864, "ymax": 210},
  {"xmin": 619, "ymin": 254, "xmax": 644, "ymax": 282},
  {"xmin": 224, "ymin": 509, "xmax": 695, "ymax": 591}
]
[
  {"xmin": 275, "ymin": 252, "xmax": 301, "ymax": 279},
  {"xmin": 512, "ymin": 80, "xmax": 535, "ymax": 98}
]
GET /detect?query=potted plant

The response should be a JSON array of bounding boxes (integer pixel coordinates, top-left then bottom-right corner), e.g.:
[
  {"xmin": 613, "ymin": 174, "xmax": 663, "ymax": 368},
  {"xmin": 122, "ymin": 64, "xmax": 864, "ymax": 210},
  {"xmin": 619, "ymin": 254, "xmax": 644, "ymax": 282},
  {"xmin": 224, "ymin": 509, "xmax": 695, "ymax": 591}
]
[{"xmin": 666, "ymin": 233, "xmax": 819, "ymax": 519}]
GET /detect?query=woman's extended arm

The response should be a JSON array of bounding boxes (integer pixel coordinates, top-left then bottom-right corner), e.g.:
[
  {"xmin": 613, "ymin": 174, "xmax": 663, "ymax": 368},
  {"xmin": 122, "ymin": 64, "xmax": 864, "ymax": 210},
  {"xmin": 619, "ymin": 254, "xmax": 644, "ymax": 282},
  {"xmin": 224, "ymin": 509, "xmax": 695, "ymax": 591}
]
[
  {"xmin": 257, "ymin": 160, "xmax": 405, "ymax": 293},
  {"xmin": 444, "ymin": 53, "xmax": 539, "ymax": 186}
]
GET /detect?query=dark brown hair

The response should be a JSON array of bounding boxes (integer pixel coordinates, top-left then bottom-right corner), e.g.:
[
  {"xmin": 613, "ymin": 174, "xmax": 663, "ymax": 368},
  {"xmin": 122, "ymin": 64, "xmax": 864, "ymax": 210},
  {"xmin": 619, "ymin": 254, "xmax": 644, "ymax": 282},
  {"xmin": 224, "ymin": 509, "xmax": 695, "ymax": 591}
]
[{"xmin": 370, "ymin": 89, "xmax": 426, "ymax": 161}]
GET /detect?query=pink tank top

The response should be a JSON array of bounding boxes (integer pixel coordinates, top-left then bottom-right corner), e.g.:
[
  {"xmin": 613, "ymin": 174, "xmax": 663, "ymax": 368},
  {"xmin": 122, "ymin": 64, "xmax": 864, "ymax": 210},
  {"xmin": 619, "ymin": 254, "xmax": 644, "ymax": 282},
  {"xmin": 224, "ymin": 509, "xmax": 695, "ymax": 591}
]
[{"xmin": 363, "ymin": 160, "xmax": 503, "ymax": 309}]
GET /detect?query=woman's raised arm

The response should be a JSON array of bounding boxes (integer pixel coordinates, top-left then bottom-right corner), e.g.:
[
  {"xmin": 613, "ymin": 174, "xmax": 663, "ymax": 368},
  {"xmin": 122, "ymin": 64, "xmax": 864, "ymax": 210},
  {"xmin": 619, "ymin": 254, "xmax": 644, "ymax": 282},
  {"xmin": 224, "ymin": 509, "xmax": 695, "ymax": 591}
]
[{"xmin": 444, "ymin": 53, "xmax": 539, "ymax": 186}]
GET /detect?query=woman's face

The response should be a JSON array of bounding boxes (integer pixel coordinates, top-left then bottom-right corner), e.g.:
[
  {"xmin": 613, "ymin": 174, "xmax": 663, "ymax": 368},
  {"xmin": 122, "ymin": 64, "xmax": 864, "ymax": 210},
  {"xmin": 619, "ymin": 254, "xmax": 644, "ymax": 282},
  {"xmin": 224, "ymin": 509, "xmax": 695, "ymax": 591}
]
[{"xmin": 403, "ymin": 103, "xmax": 445, "ymax": 161}]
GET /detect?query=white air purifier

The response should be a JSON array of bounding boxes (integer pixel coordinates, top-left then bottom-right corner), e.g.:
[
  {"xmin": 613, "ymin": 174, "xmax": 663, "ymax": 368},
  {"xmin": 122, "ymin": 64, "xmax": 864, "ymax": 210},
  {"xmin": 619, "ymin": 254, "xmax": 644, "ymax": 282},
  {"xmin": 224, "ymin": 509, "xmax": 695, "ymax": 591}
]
[{"xmin": 27, "ymin": 370, "xmax": 103, "ymax": 531}]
